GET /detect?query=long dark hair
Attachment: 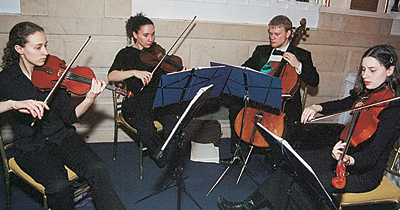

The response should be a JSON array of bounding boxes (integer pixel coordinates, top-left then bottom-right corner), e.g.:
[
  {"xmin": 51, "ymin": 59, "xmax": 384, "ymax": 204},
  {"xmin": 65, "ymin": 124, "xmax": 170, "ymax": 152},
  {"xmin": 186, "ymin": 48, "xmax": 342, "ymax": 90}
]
[
  {"xmin": 1, "ymin": 22, "xmax": 44, "ymax": 70},
  {"xmin": 351, "ymin": 45, "xmax": 400, "ymax": 96},
  {"xmin": 125, "ymin": 12, "xmax": 154, "ymax": 45}
]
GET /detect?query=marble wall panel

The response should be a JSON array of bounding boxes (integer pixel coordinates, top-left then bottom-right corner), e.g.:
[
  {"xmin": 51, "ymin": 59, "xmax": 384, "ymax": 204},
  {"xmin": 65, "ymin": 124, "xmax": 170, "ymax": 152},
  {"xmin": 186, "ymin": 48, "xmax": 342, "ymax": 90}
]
[
  {"xmin": 0, "ymin": 34, "xmax": 8, "ymax": 59},
  {"xmin": 318, "ymin": 12, "xmax": 345, "ymax": 31},
  {"xmin": 20, "ymin": 0, "xmax": 48, "ymax": 16},
  {"xmin": 315, "ymin": 72, "xmax": 346, "ymax": 97},
  {"xmin": 347, "ymin": 47, "xmax": 369, "ymax": 74},
  {"xmin": 47, "ymin": 0, "xmax": 104, "ymax": 18},
  {"xmin": 105, "ymin": 0, "xmax": 131, "ymax": 18},
  {"xmin": 304, "ymin": 45, "xmax": 349, "ymax": 73},
  {"xmin": 0, "ymin": 16, "xmax": 39, "ymax": 33},
  {"xmin": 342, "ymin": 15, "xmax": 382, "ymax": 35},
  {"xmin": 102, "ymin": 18, "xmax": 126, "ymax": 36},
  {"xmin": 175, "ymin": 21, "xmax": 269, "ymax": 42},
  {"xmin": 190, "ymin": 40, "xmax": 251, "ymax": 67},
  {"xmin": 77, "ymin": 18, "xmax": 104, "ymax": 35},
  {"xmin": 58, "ymin": 35, "xmax": 127, "ymax": 69},
  {"xmin": 379, "ymin": 18, "xmax": 394, "ymax": 35}
]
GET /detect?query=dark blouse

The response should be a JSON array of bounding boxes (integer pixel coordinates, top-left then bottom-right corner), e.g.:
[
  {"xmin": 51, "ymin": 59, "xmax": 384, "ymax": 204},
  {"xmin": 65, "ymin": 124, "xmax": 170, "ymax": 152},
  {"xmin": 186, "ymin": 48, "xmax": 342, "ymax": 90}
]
[
  {"xmin": 108, "ymin": 46, "xmax": 164, "ymax": 114},
  {"xmin": 317, "ymin": 92, "xmax": 400, "ymax": 192},
  {"xmin": 0, "ymin": 64, "xmax": 80, "ymax": 151}
]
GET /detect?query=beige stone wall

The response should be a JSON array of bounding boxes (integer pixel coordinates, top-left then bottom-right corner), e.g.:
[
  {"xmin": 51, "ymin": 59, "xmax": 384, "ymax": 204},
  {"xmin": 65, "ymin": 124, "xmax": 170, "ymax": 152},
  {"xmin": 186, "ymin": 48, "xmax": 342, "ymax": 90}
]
[{"xmin": 0, "ymin": 0, "xmax": 399, "ymax": 142}]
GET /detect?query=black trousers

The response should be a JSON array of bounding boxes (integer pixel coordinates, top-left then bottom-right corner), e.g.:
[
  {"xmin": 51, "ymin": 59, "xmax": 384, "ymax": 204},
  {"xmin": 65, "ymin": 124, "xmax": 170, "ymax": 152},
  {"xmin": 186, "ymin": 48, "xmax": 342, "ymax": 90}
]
[
  {"xmin": 257, "ymin": 148, "xmax": 335, "ymax": 210},
  {"xmin": 15, "ymin": 133, "xmax": 126, "ymax": 210},
  {"xmin": 123, "ymin": 107, "xmax": 178, "ymax": 155}
]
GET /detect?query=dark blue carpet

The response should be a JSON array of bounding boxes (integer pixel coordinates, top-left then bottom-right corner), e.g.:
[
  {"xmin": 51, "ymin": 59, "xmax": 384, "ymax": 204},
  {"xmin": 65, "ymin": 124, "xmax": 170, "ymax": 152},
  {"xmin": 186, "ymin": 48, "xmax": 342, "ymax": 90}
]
[
  {"xmin": 0, "ymin": 138, "xmax": 270, "ymax": 210},
  {"xmin": 0, "ymin": 138, "xmax": 396, "ymax": 209}
]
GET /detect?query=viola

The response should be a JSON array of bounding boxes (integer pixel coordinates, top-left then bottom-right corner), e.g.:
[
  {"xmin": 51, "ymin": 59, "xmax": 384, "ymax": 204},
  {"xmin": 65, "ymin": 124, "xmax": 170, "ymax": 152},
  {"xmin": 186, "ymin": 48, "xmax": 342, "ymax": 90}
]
[
  {"xmin": 32, "ymin": 55, "xmax": 133, "ymax": 98},
  {"xmin": 332, "ymin": 85, "xmax": 394, "ymax": 189},
  {"xmin": 140, "ymin": 42, "xmax": 184, "ymax": 73}
]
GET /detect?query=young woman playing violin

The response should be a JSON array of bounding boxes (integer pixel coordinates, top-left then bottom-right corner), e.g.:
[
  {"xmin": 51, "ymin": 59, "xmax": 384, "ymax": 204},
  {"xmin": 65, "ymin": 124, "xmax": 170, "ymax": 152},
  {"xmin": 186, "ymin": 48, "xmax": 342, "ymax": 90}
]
[
  {"xmin": 217, "ymin": 45, "xmax": 400, "ymax": 210},
  {"xmin": 108, "ymin": 13, "xmax": 185, "ymax": 168},
  {"xmin": 0, "ymin": 22, "xmax": 126, "ymax": 210}
]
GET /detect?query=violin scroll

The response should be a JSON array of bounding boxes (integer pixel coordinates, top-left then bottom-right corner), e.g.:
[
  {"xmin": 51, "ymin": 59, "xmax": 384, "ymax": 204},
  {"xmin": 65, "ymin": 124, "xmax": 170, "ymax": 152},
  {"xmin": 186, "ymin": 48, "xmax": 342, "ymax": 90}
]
[{"xmin": 332, "ymin": 161, "xmax": 346, "ymax": 189}]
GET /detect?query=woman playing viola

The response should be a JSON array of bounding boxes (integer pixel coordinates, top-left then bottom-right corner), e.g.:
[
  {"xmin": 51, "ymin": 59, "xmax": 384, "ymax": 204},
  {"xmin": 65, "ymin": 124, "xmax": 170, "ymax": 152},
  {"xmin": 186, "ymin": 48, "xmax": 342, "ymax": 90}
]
[
  {"xmin": 108, "ymin": 13, "xmax": 183, "ymax": 168},
  {"xmin": 0, "ymin": 22, "xmax": 126, "ymax": 210},
  {"xmin": 217, "ymin": 45, "xmax": 400, "ymax": 210}
]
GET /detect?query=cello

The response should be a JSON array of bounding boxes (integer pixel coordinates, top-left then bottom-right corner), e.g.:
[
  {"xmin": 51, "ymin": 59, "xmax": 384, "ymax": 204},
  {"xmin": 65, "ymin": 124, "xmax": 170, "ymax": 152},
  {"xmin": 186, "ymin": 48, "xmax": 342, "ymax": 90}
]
[
  {"xmin": 234, "ymin": 18, "xmax": 309, "ymax": 149},
  {"xmin": 234, "ymin": 19, "xmax": 309, "ymax": 183}
]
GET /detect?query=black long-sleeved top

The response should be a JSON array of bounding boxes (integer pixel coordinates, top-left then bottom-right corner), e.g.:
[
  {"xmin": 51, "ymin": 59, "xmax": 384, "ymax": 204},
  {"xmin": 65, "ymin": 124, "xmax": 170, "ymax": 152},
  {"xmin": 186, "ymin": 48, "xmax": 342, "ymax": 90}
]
[
  {"xmin": 108, "ymin": 46, "xmax": 164, "ymax": 114},
  {"xmin": 317, "ymin": 89, "xmax": 400, "ymax": 193},
  {"xmin": 0, "ymin": 64, "xmax": 81, "ymax": 151}
]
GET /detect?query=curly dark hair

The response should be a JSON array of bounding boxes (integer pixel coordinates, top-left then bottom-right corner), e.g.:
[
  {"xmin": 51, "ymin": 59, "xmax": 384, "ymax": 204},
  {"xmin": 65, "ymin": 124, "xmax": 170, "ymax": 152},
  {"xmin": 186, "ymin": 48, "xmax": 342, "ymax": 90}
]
[
  {"xmin": 125, "ymin": 12, "xmax": 154, "ymax": 45},
  {"xmin": 351, "ymin": 45, "xmax": 400, "ymax": 96},
  {"xmin": 1, "ymin": 22, "xmax": 44, "ymax": 70}
]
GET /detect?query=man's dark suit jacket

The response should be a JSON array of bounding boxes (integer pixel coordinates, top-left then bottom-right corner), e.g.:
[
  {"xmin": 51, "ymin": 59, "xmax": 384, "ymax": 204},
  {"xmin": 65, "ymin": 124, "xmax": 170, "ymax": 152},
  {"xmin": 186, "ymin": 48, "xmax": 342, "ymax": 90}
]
[{"xmin": 242, "ymin": 44, "xmax": 319, "ymax": 124}]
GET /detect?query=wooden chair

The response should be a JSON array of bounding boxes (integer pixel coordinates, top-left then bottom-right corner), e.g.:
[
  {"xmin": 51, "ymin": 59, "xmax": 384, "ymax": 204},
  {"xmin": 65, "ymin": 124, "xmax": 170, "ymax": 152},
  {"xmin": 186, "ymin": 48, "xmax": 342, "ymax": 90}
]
[
  {"xmin": 0, "ymin": 129, "xmax": 90, "ymax": 210},
  {"xmin": 111, "ymin": 82, "xmax": 163, "ymax": 179},
  {"xmin": 332, "ymin": 141, "xmax": 400, "ymax": 209}
]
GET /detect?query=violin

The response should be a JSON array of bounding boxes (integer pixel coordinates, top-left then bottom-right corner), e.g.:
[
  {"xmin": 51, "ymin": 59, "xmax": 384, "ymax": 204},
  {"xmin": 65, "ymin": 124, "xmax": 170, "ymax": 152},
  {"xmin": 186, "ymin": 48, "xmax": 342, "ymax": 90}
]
[
  {"xmin": 32, "ymin": 55, "xmax": 133, "ymax": 98},
  {"xmin": 234, "ymin": 18, "xmax": 309, "ymax": 148},
  {"xmin": 140, "ymin": 42, "xmax": 184, "ymax": 73},
  {"xmin": 332, "ymin": 85, "xmax": 394, "ymax": 189}
]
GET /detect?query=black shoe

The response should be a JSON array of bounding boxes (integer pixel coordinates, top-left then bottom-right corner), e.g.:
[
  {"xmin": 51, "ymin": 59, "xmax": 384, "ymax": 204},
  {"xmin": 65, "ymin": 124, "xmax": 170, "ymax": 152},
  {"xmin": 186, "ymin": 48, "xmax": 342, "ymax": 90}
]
[{"xmin": 217, "ymin": 196, "xmax": 255, "ymax": 210}]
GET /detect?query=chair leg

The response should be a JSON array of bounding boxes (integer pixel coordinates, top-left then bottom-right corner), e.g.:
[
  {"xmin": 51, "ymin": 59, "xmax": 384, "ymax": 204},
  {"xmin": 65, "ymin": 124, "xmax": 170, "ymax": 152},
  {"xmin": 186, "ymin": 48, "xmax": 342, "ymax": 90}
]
[
  {"xmin": 113, "ymin": 123, "xmax": 119, "ymax": 160},
  {"xmin": 43, "ymin": 194, "xmax": 49, "ymax": 210},
  {"xmin": 139, "ymin": 142, "xmax": 144, "ymax": 179},
  {"xmin": 5, "ymin": 173, "xmax": 11, "ymax": 210}
]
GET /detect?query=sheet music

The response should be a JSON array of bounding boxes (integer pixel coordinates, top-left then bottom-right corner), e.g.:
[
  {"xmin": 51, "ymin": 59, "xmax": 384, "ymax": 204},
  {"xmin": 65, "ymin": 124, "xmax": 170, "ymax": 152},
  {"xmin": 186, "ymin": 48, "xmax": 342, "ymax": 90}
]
[
  {"xmin": 190, "ymin": 142, "xmax": 220, "ymax": 163},
  {"xmin": 166, "ymin": 66, "xmax": 226, "ymax": 75},
  {"xmin": 160, "ymin": 84, "xmax": 214, "ymax": 152}
]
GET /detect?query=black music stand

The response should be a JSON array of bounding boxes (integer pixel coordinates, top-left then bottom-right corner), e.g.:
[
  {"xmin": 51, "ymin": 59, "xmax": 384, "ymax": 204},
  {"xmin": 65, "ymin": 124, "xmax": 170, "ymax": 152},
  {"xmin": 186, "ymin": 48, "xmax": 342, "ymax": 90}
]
[
  {"xmin": 210, "ymin": 62, "xmax": 282, "ymax": 109},
  {"xmin": 135, "ymin": 84, "xmax": 214, "ymax": 210},
  {"xmin": 206, "ymin": 62, "xmax": 282, "ymax": 196},
  {"xmin": 254, "ymin": 122, "xmax": 338, "ymax": 210},
  {"xmin": 153, "ymin": 66, "xmax": 229, "ymax": 108}
]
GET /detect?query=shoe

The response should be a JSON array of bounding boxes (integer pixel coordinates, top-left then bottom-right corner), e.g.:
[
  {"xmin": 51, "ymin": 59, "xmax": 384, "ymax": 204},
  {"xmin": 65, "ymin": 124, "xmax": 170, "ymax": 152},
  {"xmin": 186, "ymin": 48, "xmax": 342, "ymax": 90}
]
[
  {"xmin": 217, "ymin": 196, "xmax": 255, "ymax": 210},
  {"xmin": 217, "ymin": 190, "xmax": 267, "ymax": 210}
]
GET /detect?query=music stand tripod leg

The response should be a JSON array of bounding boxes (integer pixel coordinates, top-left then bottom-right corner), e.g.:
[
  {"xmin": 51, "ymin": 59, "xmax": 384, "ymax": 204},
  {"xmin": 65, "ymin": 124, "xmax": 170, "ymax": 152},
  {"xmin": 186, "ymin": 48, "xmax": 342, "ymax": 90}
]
[
  {"xmin": 135, "ymin": 131, "xmax": 203, "ymax": 210},
  {"xmin": 207, "ymin": 72, "xmax": 259, "ymax": 196},
  {"xmin": 237, "ymin": 145, "xmax": 254, "ymax": 184},
  {"xmin": 136, "ymin": 85, "xmax": 214, "ymax": 210}
]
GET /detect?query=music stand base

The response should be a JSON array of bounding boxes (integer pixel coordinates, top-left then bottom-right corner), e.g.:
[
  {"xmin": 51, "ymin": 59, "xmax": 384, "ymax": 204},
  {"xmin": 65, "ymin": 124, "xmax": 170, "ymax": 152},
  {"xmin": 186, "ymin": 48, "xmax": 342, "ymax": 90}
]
[
  {"xmin": 134, "ymin": 132, "xmax": 203, "ymax": 210},
  {"xmin": 206, "ymin": 142, "xmax": 259, "ymax": 196}
]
